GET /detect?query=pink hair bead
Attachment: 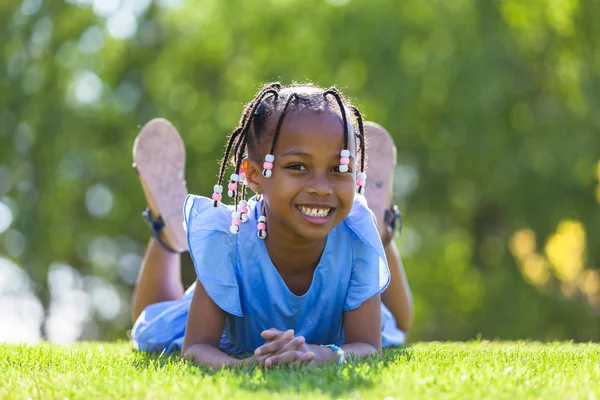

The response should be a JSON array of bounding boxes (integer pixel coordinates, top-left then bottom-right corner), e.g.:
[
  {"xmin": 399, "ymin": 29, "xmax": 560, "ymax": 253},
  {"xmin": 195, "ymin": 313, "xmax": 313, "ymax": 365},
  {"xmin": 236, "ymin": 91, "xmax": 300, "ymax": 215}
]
[
  {"xmin": 257, "ymin": 222, "xmax": 266, "ymax": 230},
  {"xmin": 228, "ymin": 182, "xmax": 237, "ymax": 191},
  {"xmin": 232, "ymin": 219, "xmax": 241, "ymax": 226},
  {"xmin": 262, "ymin": 154, "xmax": 275, "ymax": 178},
  {"xmin": 212, "ymin": 192, "xmax": 222, "ymax": 202},
  {"xmin": 340, "ymin": 157, "xmax": 350, "ymax": 165},
  {"xmin": 357, "ymin": 178, "xmax": 366, "ymax": 187},
  {"xmin": 239, "ymin": 201, "xmax": 249, "ymax": 222}
]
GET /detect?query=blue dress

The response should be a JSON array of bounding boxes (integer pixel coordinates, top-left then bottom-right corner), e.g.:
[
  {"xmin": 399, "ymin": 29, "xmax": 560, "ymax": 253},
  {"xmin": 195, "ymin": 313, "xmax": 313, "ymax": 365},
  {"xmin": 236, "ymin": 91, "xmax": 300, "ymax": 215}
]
[{"xmin": 132, "ymin": 194, "xmax": 405, "ymax": 355}]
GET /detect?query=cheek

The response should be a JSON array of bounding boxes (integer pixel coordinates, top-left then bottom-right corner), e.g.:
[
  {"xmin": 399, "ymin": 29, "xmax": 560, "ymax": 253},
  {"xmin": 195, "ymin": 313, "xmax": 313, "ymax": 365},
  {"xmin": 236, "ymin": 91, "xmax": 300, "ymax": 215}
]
[
  {"xmin": 337, "ymin": 179, "xmax": 356, "ymax": 204},
  {"xmin": 262, "ymin": 174, "xmax": 298, "ymax": 198}
]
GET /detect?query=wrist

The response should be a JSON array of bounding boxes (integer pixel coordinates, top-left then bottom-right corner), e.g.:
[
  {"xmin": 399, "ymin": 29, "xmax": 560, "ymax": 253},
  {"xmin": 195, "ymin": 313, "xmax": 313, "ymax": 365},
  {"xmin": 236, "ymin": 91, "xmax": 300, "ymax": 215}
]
[
  {"xmin": 307, "ymin": 344, "xmax": 337, "ymax": 364},
  {"xmin": 308, "ymin": 344, "xmax": 345, "ymax": 365},
  {"xmin": 321, "ymin": 344, "xmax": 345, "ymax": 365}
]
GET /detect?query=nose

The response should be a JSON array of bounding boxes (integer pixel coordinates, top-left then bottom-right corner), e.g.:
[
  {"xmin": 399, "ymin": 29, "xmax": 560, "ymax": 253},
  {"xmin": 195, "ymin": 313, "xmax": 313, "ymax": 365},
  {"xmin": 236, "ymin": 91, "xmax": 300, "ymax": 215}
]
[{"xmin": 307, "ymin": 172, "xmax": 333, "ymax": 197}]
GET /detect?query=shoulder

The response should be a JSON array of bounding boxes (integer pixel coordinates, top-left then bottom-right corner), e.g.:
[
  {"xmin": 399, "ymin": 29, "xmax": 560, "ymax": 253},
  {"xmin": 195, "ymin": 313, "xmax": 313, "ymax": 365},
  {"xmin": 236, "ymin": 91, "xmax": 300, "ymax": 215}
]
[
  {"xmin": 183, "ymin": 194, "xmax": 261, "ymax": 257},
  {"xmin": 343, "ymin": 195, "xmax": 383, "ymax": 256},
  {"xmin": 184, "ymin": 195, "xmax": 244, "ymax": 316},
  {"xmin": 342, "ymin": 196, "xmax": 391, "ymax": 310},
  {"xmin": 184, "ymin": 194, "xmax": 233, "ymax": 235}
]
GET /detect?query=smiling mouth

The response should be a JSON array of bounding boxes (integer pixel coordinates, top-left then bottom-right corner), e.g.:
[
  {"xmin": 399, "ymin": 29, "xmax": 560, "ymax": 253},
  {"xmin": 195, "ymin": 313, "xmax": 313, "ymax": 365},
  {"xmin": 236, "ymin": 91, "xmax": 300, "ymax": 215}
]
[{"xmin": 298, "ymin": 205, "xmax": 334, "ymax": 218}]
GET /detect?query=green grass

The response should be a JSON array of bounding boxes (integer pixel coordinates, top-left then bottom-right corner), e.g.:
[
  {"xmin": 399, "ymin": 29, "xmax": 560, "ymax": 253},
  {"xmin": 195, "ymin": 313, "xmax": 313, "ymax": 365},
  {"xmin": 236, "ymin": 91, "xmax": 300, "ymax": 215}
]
[{"xmin": 1, "ymin": 342, "xmax": 599, "ymax": 399}]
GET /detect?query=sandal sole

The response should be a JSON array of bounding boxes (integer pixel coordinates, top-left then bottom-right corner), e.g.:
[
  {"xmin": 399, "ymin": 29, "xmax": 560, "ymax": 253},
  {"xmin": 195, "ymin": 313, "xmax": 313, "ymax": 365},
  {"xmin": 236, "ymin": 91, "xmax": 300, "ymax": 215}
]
[
  {"xmin": 363, "ymin": 121, "xmax": 397, "ymax": 231},
  {"xmin": 132, "ymin": 118, "xmax": 188, "ymax": 252}
]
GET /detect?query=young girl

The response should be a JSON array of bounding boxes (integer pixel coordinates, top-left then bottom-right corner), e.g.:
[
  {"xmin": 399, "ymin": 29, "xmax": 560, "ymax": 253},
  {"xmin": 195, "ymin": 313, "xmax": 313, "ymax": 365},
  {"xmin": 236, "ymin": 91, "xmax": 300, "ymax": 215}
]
[{"xmin": 131, "ymin": 83, "xmax": 413, "ymax": 367}]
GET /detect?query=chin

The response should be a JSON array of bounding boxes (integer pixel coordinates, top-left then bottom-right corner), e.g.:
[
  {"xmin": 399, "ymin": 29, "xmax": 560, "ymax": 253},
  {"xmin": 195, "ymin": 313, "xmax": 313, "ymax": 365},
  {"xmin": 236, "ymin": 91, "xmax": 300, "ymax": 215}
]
[
  {"xmin": 292, "ymin": 220, "xmax": 339, "ymax": 241},
  {"xmin": 299, "ymin": 227, "xmax": 331, "ymax": 241}
]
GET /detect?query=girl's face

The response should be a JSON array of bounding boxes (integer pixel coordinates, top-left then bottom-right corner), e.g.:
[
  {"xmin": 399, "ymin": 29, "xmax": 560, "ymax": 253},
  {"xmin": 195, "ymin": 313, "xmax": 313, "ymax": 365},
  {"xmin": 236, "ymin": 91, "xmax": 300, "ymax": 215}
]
[{"xmin": 246, "ymin": 110, "xmax": 357, "ymax": 242}]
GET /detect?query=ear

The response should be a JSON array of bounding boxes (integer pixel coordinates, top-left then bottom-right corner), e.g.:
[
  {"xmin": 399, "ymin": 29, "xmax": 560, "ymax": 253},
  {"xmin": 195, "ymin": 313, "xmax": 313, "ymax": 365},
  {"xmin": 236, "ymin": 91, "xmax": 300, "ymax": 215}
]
[{"xmin": 243, "ymin": 158, "xmax": 262, "ymax": 194}]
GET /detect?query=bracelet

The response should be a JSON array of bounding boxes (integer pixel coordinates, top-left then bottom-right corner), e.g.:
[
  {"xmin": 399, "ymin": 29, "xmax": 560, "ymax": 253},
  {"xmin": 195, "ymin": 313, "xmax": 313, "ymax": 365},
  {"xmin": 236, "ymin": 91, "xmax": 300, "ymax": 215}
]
[{"xmin": 322, "ymin": 344, "xmax": 346, "ymax": 365}]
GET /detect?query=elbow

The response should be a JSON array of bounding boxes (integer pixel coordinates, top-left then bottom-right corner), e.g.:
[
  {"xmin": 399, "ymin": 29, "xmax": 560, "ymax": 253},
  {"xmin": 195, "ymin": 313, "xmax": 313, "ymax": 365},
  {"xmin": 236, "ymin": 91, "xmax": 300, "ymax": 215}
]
[{"xmin": 180, "ymin": 343, "xmax": 196, "ymax": 362}]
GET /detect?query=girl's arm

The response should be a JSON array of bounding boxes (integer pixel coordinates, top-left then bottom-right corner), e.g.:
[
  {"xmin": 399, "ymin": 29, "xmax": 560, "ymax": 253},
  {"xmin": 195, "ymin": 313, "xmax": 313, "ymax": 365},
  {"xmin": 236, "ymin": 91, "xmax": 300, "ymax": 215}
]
[
  {"xmin": 181, "ymin": 279, "xmax": 253, "ymax": 368},
  {"xmin": 308, "ymin": 295, "xmax": 382, "ymax": 363}
]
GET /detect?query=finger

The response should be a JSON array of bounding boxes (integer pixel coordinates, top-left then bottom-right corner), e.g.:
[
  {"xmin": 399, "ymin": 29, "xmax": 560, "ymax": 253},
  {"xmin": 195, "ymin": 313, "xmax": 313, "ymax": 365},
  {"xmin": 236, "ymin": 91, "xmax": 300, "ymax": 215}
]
[
  {"xmin": 260, "ymin": 328, "xmax": 282, "ymax": 340},
  {"xmin": 292, "ymin": 352, "xmax": 315, "ymax": 367},
  {"xmin": 276, "ymin": 336, "xmax": 305, "ymax": 354},
  {"xmin": 264, "ymin": 350, "xmax": 301, "ymax": 368},
  {"xmin": 261, "ymin": 328, "xmax": 294, "ymax": 341},
  {"xmin": 254, "ymin": 339, "xmax": 291, "ymax": 357}
]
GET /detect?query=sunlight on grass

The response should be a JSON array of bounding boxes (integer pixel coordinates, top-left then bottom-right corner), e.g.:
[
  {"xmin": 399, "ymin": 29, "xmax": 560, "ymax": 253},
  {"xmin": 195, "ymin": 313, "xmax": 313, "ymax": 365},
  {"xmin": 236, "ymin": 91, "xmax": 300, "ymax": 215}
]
[{"xmin": 1, "ymin": 342, "xmax": 599, "ymax": 399}]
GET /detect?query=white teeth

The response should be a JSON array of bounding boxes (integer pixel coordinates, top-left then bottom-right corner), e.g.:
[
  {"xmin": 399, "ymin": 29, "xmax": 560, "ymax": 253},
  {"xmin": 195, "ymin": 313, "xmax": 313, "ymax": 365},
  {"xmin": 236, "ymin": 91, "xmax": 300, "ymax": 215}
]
[{"xmin": 299, "ymin": 206, "xmax": 331, "ymax": 217}]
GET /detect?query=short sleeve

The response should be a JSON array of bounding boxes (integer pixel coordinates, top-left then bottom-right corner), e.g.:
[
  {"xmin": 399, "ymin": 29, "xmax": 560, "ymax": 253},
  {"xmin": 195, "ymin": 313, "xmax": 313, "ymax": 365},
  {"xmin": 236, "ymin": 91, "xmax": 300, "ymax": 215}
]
[
  {"xmin": 343, "ymin": 195, "xmax": 391, "ymax": 311},
  {"xmin": 184, "ymin": 195, "xmax": 243, "ymax": 317}
]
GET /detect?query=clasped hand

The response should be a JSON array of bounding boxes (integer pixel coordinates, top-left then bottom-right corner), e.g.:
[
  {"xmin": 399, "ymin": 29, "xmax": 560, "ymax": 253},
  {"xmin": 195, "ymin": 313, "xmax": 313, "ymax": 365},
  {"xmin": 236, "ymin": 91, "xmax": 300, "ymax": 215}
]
[{"xmin": 252, "ymin": 328, "xmax": 315, "ymax": 368}]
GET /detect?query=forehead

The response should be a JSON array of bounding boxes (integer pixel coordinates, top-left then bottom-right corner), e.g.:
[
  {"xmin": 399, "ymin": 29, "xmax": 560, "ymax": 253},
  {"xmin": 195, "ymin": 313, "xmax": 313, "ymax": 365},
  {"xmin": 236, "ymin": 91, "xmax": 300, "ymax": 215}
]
[{"xmin": 275, "ymin": 109, "xmax": 357, "ymax": 155}]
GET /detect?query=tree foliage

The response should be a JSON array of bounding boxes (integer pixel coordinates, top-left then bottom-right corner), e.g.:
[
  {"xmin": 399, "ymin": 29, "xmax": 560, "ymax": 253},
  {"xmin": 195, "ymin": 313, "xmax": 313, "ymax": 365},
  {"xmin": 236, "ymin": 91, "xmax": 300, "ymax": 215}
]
[{"xmin": 1, "ymin": 0, "xmax": 599, "ymax": 341}]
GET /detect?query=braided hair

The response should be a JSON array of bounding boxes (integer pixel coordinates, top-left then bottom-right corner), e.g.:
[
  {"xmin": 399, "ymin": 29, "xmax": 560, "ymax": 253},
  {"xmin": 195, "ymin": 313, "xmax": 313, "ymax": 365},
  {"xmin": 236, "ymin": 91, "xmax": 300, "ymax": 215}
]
[{"xmin": 212, "ymin": 82, "xmax": 368, "ymax": 217}]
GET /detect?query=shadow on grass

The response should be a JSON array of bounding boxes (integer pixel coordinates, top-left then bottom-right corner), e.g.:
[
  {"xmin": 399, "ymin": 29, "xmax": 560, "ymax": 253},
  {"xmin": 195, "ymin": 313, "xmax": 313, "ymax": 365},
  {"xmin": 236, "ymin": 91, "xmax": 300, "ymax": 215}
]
[{"xmin": 129, "ymin": 345, "xmax": 412, "ymax": 397}]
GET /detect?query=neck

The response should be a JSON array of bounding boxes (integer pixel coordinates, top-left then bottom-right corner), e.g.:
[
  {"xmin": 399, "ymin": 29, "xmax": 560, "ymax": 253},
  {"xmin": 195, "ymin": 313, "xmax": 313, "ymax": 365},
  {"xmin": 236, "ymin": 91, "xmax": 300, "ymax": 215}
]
[{"xmin": 262, "ymin": 209, "xmax": 327, "ymax": 275}]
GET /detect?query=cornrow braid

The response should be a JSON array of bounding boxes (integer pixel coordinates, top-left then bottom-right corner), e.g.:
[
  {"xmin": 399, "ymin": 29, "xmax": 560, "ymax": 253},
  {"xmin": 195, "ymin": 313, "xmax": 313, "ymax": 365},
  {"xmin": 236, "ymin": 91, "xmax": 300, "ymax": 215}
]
[
  {"xmin": 323, "ymin": 88, "xmax": 349, "ymax": 150},
  {"xmin": 213, "ymin": 87, "xmax": 280, "ymax": 208},
  {"xmin": 230, "ymin": 87, "xmax": 280, "ymax": 209},
  {"xmin": 350, "ymin": 105, "xmax": 368, "ymax": 195},
  {"xmin": 323, "ymin": 88, "xmax": 353, "ymax": 175},
  {"xmin": 261, "ymin": 92, "xmax": 297, "ymax": 178}
]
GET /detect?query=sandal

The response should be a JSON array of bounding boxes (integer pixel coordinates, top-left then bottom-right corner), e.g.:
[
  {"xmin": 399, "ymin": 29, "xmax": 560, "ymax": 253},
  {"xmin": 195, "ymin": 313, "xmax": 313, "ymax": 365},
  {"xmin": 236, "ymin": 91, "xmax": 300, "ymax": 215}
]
[
  {"xmin": 132, "ymin": 118, "xmax": 189, "ymax": 253},
  {"xmin": 384, "ymin": 204, "xmax": 402, "ymax": 238}
]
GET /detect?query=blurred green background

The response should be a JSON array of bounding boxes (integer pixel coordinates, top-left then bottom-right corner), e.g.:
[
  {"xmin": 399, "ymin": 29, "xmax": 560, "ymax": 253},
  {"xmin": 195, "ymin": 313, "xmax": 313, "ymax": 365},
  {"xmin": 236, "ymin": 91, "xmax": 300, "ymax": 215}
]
[{"xmin": 1, "ymin": 0, "xmax": 599, "ymax": 344}]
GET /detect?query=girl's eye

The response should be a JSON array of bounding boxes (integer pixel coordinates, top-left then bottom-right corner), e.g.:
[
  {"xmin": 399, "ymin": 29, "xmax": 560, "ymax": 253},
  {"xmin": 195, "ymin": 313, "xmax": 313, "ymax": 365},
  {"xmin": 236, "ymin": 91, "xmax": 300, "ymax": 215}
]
[{"xmin": 287, "ymin": 164, "xmax": 306, "ymax": 171}]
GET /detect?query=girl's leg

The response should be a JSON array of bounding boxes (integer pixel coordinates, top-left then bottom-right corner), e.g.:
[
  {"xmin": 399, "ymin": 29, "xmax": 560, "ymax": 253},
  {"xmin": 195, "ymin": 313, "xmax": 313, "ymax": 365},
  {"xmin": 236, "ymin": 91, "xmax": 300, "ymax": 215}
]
[
  {"xmin": 363, "ymin": 121, "xmax": 414, "ymax": 332},
  {"xmin": 132, "ymin": 238, "xmax": 184, "ymax": 322},
  {"xmin": 130, "ymin": 119, "xmax": 189, "ymax": 323},
  {"xmin": 381, "ymin": 240, "xmax": 413, "ymax": 332}
]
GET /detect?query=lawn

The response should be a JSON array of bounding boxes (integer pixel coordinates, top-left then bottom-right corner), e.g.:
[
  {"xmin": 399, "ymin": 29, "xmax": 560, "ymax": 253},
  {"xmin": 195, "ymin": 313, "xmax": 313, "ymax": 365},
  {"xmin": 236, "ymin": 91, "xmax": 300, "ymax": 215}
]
[{"xmin": 1, "ymin": 341, "xmax": 598, "ymax": 399}]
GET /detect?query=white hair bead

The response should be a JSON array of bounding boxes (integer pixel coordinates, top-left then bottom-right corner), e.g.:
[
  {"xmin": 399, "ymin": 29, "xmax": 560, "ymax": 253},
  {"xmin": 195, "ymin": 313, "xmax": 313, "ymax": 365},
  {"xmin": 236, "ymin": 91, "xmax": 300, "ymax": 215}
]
[
  {"xmin": 232, "ymin": 212, "xmax": 240, "ymax": 219},
  {"xmin": 230, "ymin": 225, "xmax": 239, "ymax": 234},
  {"xmin": 339, "ymin": 165, "xmax": 348, "ymax": 173},
  {"xmin": 213, "ymin": 185, "xmax": 223, "ymax": 193},
  {"xmin": 358, "ymin": 172, "xmax": 367, "ymax": 180},
  {"xmin": 262, "ymin": 169, "xmax": 272, "ymax": 178},
  {"xmin": 340, "ymin": 149, "xmax": 350, "ymax": 157},
  {"xmin": 240, "ymin": 213, "xmax": 248, "ymax": 222},
  {"xmin": 265, "ymin": 154, "xmax": 275, "ymax": 162},
  {"xmin": 258, "ymin": 216, "xmax": 267, "ymax": 223},
  {"xmin": 258, "ymin": 230, "xmax": 267, "ymax": 239},
  {"xmin": 230, "ymin": 173, "xmax": 240, "ymax": 182},
  {"xmin": 228, "ymin": 190, "xmax": 234, "ymax": 197},
  {"xmin": 239, "ymin": 200, "xmax": 248, "ymax": 207}
]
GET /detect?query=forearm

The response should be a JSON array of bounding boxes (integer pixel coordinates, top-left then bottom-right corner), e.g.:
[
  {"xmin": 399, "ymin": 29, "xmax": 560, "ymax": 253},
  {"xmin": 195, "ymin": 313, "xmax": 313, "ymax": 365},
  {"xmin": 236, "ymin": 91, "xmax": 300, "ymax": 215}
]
[
  {"xmin": 181, "ymin": 343, "xmax": 254, "ymax": 368},
  {"xmin": 307, "ymin": 342, "xmax": 378, "ymax": 364},
  {"xmin": 381, "ymin": 240, "xmax": 414, "ymax": 332}
]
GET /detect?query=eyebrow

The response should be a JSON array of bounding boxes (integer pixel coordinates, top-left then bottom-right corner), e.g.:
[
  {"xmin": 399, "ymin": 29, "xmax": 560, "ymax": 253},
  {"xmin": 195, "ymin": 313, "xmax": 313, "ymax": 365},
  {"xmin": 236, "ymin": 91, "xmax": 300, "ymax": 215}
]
[{"xmin": 280, "ymin": 150, "xmax": 355, "ymax": 160}]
